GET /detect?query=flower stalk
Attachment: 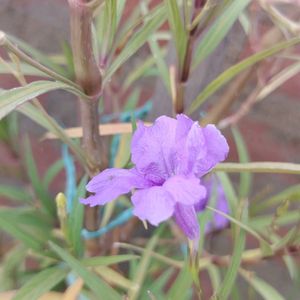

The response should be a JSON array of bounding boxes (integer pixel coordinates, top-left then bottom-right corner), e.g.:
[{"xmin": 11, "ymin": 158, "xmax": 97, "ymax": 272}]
[{"xmin": 68, "ymin": 0, "xmax": 107, "ymax": 252}]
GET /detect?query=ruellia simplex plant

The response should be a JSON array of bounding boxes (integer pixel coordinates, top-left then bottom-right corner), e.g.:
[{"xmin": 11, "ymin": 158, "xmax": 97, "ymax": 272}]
[{"xmin": 0, "ymin": 1, "xmax": 300, "ymax": 299}]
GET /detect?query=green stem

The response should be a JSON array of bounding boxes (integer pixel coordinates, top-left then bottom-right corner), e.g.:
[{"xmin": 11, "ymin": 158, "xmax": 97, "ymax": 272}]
[{"xmin": 214, "ymin": 162, "xmax": 300, "ymax": 175}]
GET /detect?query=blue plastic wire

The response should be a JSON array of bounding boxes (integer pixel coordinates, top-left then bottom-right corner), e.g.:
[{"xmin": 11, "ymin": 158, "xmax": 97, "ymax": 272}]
[
  {"xmin": 62, "ymin": 144, "xmax": 76, "ymax": 214},
  {"xmin": 82, "ymin": 208, "xmax": 133, "ymax": 240},
  {"xmin": 101, "ymin": 101, "xmax": 152, "ymax": 123}
]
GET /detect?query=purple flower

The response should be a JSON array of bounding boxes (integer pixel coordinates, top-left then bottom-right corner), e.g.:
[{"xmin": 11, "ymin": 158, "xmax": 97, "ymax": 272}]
[
  {"xmin": 81, "ymin": 114, "xmax": 229, "ymax": 240},
  {"xmin": 197, "ymin": 175, "xmax": 230, "ymax": 234}
]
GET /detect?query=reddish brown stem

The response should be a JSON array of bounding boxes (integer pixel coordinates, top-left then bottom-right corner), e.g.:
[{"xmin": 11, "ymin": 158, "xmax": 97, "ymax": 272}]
[{"xmin": 68, "ymin": 0, "xmax": 107, "ymax": 253}]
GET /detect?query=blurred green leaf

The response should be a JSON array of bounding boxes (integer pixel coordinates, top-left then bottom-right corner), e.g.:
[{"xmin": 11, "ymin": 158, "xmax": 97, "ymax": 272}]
[
  {"xmin": 13, "ymin": 266, "xmax": 68, "ymax": 300},
  {"xmin": 68, "ymin": 175, "xmax": 88, "ymax": 257},
  {"xmin": 217, "ymin": 172, "xmax": 239, "ymax": 214},
  {"xmin": 7, "ymin": 34, "xmax": 67, "ymax": 76},
  {"xmin": 193, "ymin": 0, "xmax": 251, "ymax": 68},
  {"xmin": 258, "ymin": 61, "xmax": 300, "ymax": 101},
  {"xmin": 18, "ymin": 103, "xmax": 86, "ymax": 168},
  {"xmin": 61, "ymin": 41, "xmax": 75, "ymax": 79},
  {"xmin": 82, "ymin": 254, "xmax": 139, "ymax": 267},
  {"xmin": 124, "ymin": 88, "xmax": 140, "ymax": 111},
  {"xmin": 167, "ymin": 264, "xmax": 193, "ymax": 300},
  {"xmin": 115, "ymin": 0, "xmax": 126, "ymax": 25},
  {"xmin": 0, "ymin": 185, "xmax": 32, "ymax": 203},
  {"xmin": 207, "ymin": 206, "xmax": 271, "ymax": 251},
  {"xmin": 207, "ymin": 265, "xmax": 221, "ymax": 293},
  {"xmin": 94, "ymin": 265, "xmax": 138, "ymax": 291},
  {"xmin": 43, "ymin": 159, "xmax": 64, "ymax": 188},
  {"xmin": 105, "ymin": 3, "xmax": 166, "ymax": 81},
  {"xmin": 127, "ymin": 228, "xmax": 162, "ymax": 300},
  {"xmin": 164, "ymin": 0, "xmax": 187, "ymax": 68},
  {"xmin": 101, "ymin": 0, "xmax": 117, "ymax": 58},
  {"xmin": 251, "ymin": 184, "xmax": 300, "ymax": 214},
  {"xmin": 239, "ymin": 270, "xmax": 285, "ymax": 300},
  {"xmin": 123, "ymin": 55, "xmax": 157, "ymax": 88},
  {"xmin": 0, "ymin": 61, "xmax": 48, "ymax": 77},
  {"xmin": 188, "ymin": 37, "xmax": 300, "ymax": 114},
  {"xmin": 0, "ymin": 245, "xmax": 27, "ymax": 290},
  {"xmin": 0, "ymin": 210, "xmax": 45, "ymax": 251},
  {"xmin": 24, "ymin": 137, "xmax": 55, "ymax": 216},
  {"xmin": 250, "ymin": 211, "xmax": 300, "ymax": 231},
  {"xmin": 214, "ymin": 203, "xmax": 247, "ymax": 300},
  {"xmin": 232, "ymin": 127, "xmax": 252, "ymax": 199},
  {"xmin": 146, "ymin": 268, "xmax": 173, "ymax": 299},
  {"xmin": 0, "ymin": 80, "xmax": 87, "ymax": 121},
  {"xmin": 140, "ymin": 3, "xmax": 170, "ymax": 93},
  {"xmin": 148, "ymin": 35, "xmax": 170, "ymax": 93},
  {"xmin": 49, "ymin": 241, "xmax": 121, "ymax": 300}
]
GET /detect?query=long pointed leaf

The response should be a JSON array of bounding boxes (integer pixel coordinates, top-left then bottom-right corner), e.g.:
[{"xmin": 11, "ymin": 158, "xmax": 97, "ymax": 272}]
[
  {"xmin": 0, "ymin": 80, "xmax": 87, "ymax": 120},
  {"xmin": 13, "ymin": 266, "xmax": 68, "ymax": 300},
  {"xmin": 188, "ymin": 37, "xmax": 300, "ymax": 114},
  {"xmin": 49, "ymin": 241, "xmax": 121, "ymax": 300}
]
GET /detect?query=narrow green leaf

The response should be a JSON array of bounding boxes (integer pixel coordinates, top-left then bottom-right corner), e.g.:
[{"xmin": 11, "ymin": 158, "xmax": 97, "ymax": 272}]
[
  {"xmin": 49, "ymin": 241, "xmax": 121, "ymax": 300},
  {"xmin": 140, "ymin": 1, "xmax": 170, "ymax": 92},
  {"xmin": 232, "ymin": 127, "xmax": 252, "ymax": 198},
  {"xmin": 193, "ymin": 0, "xmax": 251, "ymax": 68},
  {"xmin": 239, "ymin": 270, "xmax": 285, "ymax": 300},
  {"xmin": 217, "ymin": 172, "xmax": 239, "ymax": 215},
  {"xmin": 258, "ymin": 61, "xmax": 300, "ymax": 101},
  {"xmin": 18, "ymin": 103, "xmax": 87, "ymax": 168},
  {"xmin": 94, "ymin": 265, "xmax": 138, "ymax": 291},
  {"xmin": 43, "ymin": 159, "xmax": 64, "ymax": 188},
  {"xmin": 127, "ymin": 228, "xmax": 162, "ymax": 300},
  {"xmin": 214, "ymin": 204, "xmax": 246, "ymax": 300},
  {"xmin": 207, "ymin": 206, "xmax": 271, "ymax": 251},
  {"xmin": 0, "ymin": 61, "xmax": 48, "ymax": 77},
  {"xmin": 188, "ymin": 37, "xmax": 300, "ymax": 114},
  {"xmin": 214, "ymin": 162, "xmax": 300, "ymax": 175},
  {"xmin": 24, "ymin": 137, "xmax": 55, "ymax": 216},
  {"xmin": 13, "ymin": 266, "xmax": 68, "ymax": 300},
  {"xmin": 0, "ymin": 80, "xmax": 87, "ymax": 120},
  {"xmin": 250, "ymin": 211, "xmax": 300, "ymax": 230},
  {"xmin": 7, "ymin": 34, "xmax": 67, "ymax": 76},
  {"xmin": 148, "ymin": 36, "xmax": 170, "ymax": 93},
  {"xmin": 0, "ymin": 185, "xmax": 32, "ymax": 203},
  {"xmin": 147, "ymin": 268, "xmax": 173, "ymax": 298},
  {"xmin": 105, "ymin": 3, "xmax": 166, "ymax": 81},
  {"xmin": 82, "ymin": 255, "xmax": 139, "ymax": 267},
  {"xmin": 0, "ymin": 245, "xmax": 27, "ymax": 290},
  {"xmin": 0, "ymin": 212, "xmax": 43, "ymax": 251},
  {"xmin": 207, "ymin": 265, "xmax": 221, "ymax": 293},
  {"xmin": 123, "ymin": 55, "xmax": 157, "ymax": 88},
  {"xmin": 164, "ymin": 0, "xmax": 187, "ymax": 67},
  {"xmin": 68, "ymin": 175, "xmax": 88, "ymax": 257},
  {"xmin": 167, "ymin": 264, "xmax": 193, "ymax": 300},
  {"xmin": 251, "ymin": 184, "xmax": 300, "ymax": 214}
]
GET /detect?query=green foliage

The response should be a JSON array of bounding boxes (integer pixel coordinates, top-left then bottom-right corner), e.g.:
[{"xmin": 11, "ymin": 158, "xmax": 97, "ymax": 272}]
[
  {"xmin": 49, "ymin": 241, "xmax": 121, "ymax": 300},
  {"xmin": 0, "ymin": 1, "xmax": 299, "ymax": 299}
]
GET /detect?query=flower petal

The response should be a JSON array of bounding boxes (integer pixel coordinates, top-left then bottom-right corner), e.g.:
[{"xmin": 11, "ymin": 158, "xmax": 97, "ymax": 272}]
[
  {"xmin": 163, "ymin": 175, "xmax": 206, "ymax": 205},
  {"xmin": 196, "ymin": 175, "xmax": 230, "ymax": 233},
  {"xmin": 195, "ymin": 125, "xmax": 229, "ymax": 177},
  {"xmin": 174, "ymin": 203, "xmax": 199, "ymax": 240},
  {"xmin": 81, "ymin": 168, "xmax": 152, "ymax": 206},
  {"xmin": 175, "ymin": 114, "xmax": 206, "ymax": 175},
  {"xmin": 131, "ymin": 186, "xmax": 175, "ymax": 226},
  {"xmin": 131, "ymin": 116, "xmax": 177, "ymax": 184}
]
